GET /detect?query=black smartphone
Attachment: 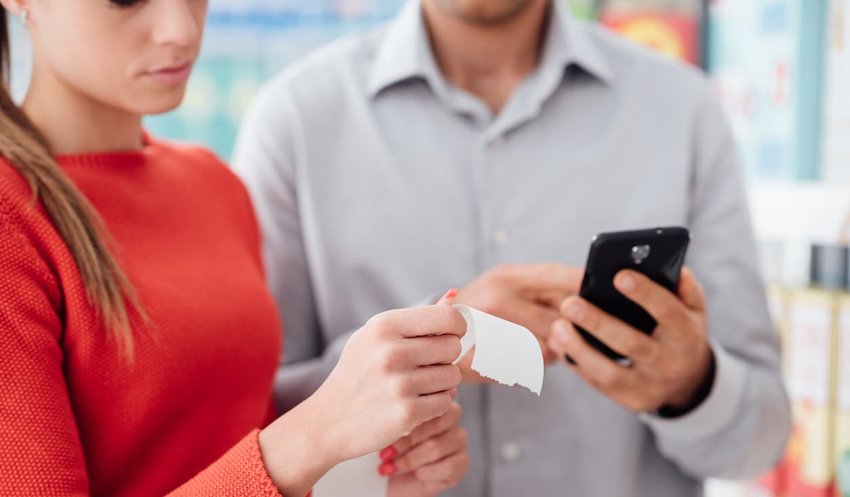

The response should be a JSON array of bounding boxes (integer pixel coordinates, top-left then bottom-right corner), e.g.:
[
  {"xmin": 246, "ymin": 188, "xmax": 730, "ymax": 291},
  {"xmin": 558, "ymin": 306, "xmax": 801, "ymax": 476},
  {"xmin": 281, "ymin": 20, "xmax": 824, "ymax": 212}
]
[{"xmin": 572, "ymin": 227, "xmax": 690, "ymax": 365}]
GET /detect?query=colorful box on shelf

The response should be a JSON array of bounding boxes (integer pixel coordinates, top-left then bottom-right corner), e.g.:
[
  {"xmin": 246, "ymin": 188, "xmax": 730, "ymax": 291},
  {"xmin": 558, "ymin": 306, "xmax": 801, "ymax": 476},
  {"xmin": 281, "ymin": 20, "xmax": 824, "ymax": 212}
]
[
  {"xmin": 563, "ymin": 0, "xmax": 599, "ymax": 20},
  {"xmin": 601, "ymin": 12, "xmax": 700, "ymax": 65},
  {"xmin": 784, "ymin": 286, "xmax": 837, "ymax": 497},
  {"xmin": 821, "ymin": 0, "xmax": 850, "ymax": 182},
  {"xmin": 598, "ymin": 0, "xmax": 702, "ymax": 65},
  {"xmin": 778, "ymin": 244, "xmax": 848, "ymax": 497},
  {"xmin": 600, "ymin": 11, "xmax": 700, "ymax": 64},
  {"xmin": 707, "ymin": 0, "xmax": 828, "ymax": 182},
  {"xmin": 836, "ymin": 294, "xmax": 850, "ymax": 497}
]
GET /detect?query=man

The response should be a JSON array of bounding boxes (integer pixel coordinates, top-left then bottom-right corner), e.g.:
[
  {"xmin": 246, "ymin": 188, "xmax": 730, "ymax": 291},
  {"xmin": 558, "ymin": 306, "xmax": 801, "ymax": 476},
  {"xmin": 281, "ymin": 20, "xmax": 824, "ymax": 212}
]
[{"xmin": 232, "ymin": 0, "xmax": 791, "ymax": 495}]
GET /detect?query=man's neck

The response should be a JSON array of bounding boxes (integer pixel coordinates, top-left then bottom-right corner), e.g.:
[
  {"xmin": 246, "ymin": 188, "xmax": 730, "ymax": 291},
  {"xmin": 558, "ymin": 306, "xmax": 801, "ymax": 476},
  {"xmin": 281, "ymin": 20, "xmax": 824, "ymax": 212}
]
[
  {"xmin": 422, "ymin": 0, "xmax": 550, "ymax": 114},
  {"xmin": 22, "ymin": 62, "xmax": 143, "ymax": 156}
]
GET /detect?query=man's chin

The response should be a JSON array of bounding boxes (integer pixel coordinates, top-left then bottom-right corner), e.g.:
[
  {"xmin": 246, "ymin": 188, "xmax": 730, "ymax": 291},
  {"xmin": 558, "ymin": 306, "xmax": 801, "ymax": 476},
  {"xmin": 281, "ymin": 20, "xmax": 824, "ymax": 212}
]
[{"xmin": 435, "ymin": 0, "xmax": 534, "ymax": 27}]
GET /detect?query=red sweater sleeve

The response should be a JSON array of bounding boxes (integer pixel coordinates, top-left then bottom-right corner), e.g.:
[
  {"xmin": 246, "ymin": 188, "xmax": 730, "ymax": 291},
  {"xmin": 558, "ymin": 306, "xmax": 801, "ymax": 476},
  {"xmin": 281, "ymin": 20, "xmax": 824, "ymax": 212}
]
[
  {"xmin": 0, "ymin": 212, "xmax": 282, "ymax": 496},
  {"xmin": 0, "ymin": 213, "xmax": 90, "ymax": 495},
  {"xmin": 169, "ymin": 431, "xmax": 282, "ymax": 497}
]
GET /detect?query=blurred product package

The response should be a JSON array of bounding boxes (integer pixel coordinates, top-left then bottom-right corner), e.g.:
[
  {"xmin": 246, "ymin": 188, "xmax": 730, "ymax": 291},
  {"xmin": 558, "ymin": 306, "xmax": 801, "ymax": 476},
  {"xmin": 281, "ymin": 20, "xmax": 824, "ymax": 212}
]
[
  {"xmin": 709, "ymin": 242, "xmax": 848, "ymax": 497},
  {"xmin": 707, "ymin": 0, "xmax": 828, "ymax": 182},
  {"xmin": 598, "ymin": 0, "xmax": 702, "ymax": 64},
  {"xmin": 563, "ymin": 0, "xmax": 599, "ymax": 20},
  {"xmin": 782, "ymin": 244, "xmax": 843, "ymax": 497},
  {"xmin": 837, "ymin": 289, "xmax": 850, "ymax": 497},
  {"xmin": 821, "ymin": 0, "xmax": 850, "ymax": 182}
]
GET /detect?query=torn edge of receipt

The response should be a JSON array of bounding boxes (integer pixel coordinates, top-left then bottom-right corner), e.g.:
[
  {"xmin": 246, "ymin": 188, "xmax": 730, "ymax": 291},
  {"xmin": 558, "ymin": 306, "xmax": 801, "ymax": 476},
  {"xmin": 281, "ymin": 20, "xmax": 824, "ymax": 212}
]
[{"xmin": 453, "ymin": 304, "xmax": 544, "ymax": 395}]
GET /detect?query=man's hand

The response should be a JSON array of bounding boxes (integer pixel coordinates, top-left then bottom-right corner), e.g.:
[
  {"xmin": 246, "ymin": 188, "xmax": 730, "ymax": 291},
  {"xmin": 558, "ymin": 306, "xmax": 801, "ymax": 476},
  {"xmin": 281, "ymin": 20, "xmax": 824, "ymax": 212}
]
[
  {"xmin": 547, "ymin": 267, "xmax": 715, "ymax": 414},
  {"xmin": 455, "ymin": 263, "xmax": 583, "ymax": 378}
]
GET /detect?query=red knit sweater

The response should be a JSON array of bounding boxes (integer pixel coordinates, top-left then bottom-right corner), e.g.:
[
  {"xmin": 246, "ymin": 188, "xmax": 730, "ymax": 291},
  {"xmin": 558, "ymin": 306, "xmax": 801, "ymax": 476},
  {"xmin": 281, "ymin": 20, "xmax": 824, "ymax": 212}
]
[{"xmin": 0, "ymin": 136, "xmax": 284, "ymax": 496}]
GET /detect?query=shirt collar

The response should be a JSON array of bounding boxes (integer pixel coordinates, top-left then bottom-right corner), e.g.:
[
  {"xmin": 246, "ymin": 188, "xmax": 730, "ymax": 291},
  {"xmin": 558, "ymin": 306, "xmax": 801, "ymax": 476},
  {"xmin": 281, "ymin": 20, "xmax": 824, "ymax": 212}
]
[{"xmin": 366, "ymin": 0, "xmax": 614, "ymax": 99}]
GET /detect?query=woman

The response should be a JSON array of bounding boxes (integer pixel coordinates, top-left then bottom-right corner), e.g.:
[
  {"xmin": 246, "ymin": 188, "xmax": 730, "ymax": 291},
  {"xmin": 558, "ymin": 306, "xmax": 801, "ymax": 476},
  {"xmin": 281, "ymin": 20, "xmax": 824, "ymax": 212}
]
[{"xmin": 0, "ymin": 1, "xmax": 469, "ymax": 496}]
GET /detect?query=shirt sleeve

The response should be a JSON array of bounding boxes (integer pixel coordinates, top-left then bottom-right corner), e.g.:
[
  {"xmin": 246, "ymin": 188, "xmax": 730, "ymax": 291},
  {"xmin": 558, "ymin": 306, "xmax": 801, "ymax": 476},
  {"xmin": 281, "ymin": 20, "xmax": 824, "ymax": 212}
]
[
  {"xmin": 639, "ymin": 86, "xmax": 792, "ymax": 480},
  {"xmin": 231, "ymin": 82, "xmax": 351, "ymax": 415},
  {"xmin": 0, "ymin": 211, "xmax": 282, "ymax": 497}
]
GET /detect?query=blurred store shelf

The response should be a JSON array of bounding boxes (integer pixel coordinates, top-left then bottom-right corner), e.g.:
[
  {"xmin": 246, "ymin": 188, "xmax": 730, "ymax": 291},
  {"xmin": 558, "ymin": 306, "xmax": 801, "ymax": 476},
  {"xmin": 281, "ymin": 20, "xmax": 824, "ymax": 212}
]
[{"xmin": 750, "ymin": 182, "xmax": 850, "ymax": 244}]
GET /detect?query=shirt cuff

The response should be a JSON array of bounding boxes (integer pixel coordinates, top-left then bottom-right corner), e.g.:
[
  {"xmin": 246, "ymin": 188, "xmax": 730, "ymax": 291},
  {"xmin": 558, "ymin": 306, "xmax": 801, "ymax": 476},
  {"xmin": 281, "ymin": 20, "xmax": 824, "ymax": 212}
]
[{"xmin": 639, "ymin": 339, "xmax": 748, "ymax": 442}]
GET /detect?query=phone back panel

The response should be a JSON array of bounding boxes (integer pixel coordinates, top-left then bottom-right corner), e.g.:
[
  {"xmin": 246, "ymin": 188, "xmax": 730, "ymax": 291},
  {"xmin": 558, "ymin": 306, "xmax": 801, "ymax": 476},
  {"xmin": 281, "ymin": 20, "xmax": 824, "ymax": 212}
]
[{"xmin": 577, "ymin": 227, "xmax": 690, "ymax": 361}]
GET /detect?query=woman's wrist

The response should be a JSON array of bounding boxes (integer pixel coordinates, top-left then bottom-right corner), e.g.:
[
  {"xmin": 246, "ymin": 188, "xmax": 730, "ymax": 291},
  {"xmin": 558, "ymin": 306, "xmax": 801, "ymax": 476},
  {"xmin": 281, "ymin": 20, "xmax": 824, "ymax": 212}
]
[{"xmin": 258, "ymin": 394, "xmax": 341, "ymax": 496}]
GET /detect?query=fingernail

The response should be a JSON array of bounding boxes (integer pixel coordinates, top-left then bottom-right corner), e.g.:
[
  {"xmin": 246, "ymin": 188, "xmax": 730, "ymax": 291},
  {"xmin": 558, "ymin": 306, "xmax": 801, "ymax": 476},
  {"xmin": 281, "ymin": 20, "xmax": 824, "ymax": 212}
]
[
  {"xmin": 438, "ymin": 288, "xmax": 459, "ymax": 304},
  {"xmin": 378, "ymin": 461, "xmax": 397, "ymax": 476},
  {"xmin": 380, "ymin": 446, "xmax": 397, "ymax": 461},
  {"xmin": 554, "ymin": 320, "xmax": 571, "ymax": 341},
  {"xmin": 565, "ymin": 301, "xmax": 585, "ymax": 321},
  {"xmin": 617, "ymin": 273, "xmax": 635, "ymax": 292}
]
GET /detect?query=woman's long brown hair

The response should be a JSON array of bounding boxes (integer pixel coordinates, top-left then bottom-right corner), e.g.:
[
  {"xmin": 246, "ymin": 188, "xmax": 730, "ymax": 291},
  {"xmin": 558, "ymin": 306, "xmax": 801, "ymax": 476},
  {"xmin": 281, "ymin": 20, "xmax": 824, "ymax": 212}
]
[{"xmin": 0, "ymin": 8, "xmax": 142, "ymax": 356}]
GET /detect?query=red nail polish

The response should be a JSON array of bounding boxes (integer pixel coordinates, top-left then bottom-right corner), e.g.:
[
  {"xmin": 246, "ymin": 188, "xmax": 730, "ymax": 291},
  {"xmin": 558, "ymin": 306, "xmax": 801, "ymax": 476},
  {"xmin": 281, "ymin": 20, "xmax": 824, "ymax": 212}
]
[
  {"xmin": 380, "ymin": 446, "xmax": 397, "ymax": 461},
  {"xmin": 378, "ymin": 461, "xmax": 397, "ymax": 476},
  {"xmin": 438, "ymin": 288, "xmax": 459, "ymax": 304}
]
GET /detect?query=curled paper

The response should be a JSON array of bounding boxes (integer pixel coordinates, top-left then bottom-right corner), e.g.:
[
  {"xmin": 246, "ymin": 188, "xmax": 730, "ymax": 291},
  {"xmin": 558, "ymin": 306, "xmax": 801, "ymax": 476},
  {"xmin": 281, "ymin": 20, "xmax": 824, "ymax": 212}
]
[
  {"xmin": 313, "ymin": 305, "xmax": 545, "ymax": 497},
  {"xmin": 453, "ymin": 305, "xmax": 545, "ymax": 395}
]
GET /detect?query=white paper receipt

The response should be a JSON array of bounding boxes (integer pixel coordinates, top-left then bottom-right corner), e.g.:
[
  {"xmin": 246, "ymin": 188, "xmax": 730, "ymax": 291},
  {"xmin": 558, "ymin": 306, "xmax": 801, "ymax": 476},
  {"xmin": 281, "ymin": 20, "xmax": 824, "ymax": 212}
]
[
  {"xmin": 453, "ymin": 304, "xmax": 545, "ymax": 395},
  {"xmin": 313, "ymin": 305, "xmax": 544, "ymax": 497},
  {"xmin": 312, "ymin": 453, "xmax": 387, "ymax": 497}
]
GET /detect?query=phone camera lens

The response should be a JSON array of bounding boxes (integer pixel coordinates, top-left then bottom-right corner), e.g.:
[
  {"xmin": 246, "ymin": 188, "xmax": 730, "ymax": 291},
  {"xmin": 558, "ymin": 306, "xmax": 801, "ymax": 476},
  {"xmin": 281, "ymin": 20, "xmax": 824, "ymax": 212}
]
[{"xmin": 631, "ymin": 244, "xmax": 651, "ymax": 264}]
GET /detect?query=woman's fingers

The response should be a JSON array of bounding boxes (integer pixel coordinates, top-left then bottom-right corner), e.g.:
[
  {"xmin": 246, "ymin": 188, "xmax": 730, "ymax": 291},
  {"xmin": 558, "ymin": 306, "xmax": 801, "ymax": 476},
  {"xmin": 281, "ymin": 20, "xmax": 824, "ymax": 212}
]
[
  {"xmin": 386, "ymin": 403, "xmax": 462, "ymax": 470},
  {"xmin": 393, "ymin": 427, "xmax": 467, "ymax": 474},
  {"xmin": 414, "ymin": 449, "xmax": 470, "ymax": 484}
]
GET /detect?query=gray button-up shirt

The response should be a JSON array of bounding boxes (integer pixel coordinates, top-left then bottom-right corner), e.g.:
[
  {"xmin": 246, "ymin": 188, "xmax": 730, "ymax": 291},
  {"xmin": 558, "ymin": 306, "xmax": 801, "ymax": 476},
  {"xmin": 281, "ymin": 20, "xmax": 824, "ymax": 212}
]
[{"xmin": 232, "ymin": 2, "xmax": 791, "ymax": 495}]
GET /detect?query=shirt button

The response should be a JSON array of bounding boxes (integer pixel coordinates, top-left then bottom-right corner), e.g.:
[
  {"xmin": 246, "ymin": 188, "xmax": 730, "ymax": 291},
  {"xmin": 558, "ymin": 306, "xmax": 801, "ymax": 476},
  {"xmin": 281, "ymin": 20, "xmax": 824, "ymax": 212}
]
[
  {"xmin": 501, "ymin": 441, "xmax": 522, "ymax": 462},
  {"xmin": 493, "ymin": 229, "xmax": 509, "ymax": 246}
]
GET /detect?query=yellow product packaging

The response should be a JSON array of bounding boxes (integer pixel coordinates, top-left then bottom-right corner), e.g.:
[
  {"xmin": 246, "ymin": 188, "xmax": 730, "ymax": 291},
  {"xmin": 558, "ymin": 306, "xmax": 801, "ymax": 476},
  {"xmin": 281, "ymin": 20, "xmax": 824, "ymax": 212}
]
[
  {"xmin": 834, "ymin": 294, "xmax": 850, "ymax": 497},
  {"xmin": 783, "ymin": 288, "xmax": 837, "ymax": 497}
]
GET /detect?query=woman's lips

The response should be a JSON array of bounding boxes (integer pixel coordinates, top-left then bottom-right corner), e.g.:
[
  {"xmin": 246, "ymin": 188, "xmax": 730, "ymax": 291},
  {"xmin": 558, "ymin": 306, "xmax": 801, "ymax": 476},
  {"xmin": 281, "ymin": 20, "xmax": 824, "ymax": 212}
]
[{"xmin": 146, "ymin": 61, "xmax": 194, "ymax": 85}]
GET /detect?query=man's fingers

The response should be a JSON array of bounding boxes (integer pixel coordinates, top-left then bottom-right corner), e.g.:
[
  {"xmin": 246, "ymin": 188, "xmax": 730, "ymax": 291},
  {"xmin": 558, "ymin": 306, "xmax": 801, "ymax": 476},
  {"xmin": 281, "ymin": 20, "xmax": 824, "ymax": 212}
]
[
  {"xmin": 395, "ymin": 427, "xmax": 467, "ymax": 475},
  {"xmin": 548, "ymin": 319, "xmax": 633, "ymax": 393},
  {"xmin": 559, "ymin": 296, "xmax": 658, "ymax": 363},
  {"xmin": 538, "ymin": 338, "xmax": 558, "ymax": 364},
  {"xmin": 492, "ymin": 263, "xmax": 583, "ymax": 296},
  {"xmin": 510, "ymin": 301, "xmax": 562, "ymax": 340},
  {"xmin": 677, "ymin": 267, "xmax": 706, "ymax": 312},
  {"xmin": 613, "ymin": 270, "xmax": 692, "ymax": 333}
]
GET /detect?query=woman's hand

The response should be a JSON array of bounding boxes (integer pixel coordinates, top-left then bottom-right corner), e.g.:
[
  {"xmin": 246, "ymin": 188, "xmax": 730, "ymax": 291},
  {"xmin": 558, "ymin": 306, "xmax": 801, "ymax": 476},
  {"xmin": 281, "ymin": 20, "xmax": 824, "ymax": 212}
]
[
  {"xmin": 258, "ymin": 302, "xmax": 466, "ymax": 497},
  {"xmin": 317, "ymin": 304, "xmax": 466, "ymax": 459},
  {"xmin": 384, "ymin": 402, "xmax": 469, "ymax": 497}
]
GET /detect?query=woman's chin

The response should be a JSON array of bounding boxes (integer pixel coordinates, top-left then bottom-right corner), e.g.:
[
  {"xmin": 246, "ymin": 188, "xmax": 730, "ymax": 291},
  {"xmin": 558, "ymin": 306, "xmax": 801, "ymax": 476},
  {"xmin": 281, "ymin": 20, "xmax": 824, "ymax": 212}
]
[{"xmin": 133, "ymin": 88, "xmax": 189, "ymax": 117}]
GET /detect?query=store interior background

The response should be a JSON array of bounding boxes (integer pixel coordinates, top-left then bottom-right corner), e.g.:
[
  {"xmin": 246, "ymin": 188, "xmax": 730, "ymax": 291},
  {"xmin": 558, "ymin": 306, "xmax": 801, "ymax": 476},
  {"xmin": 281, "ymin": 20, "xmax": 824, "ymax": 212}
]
[{"xmin": 8, "ymin": 0, "xmax": 850, "ymax": 496}]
